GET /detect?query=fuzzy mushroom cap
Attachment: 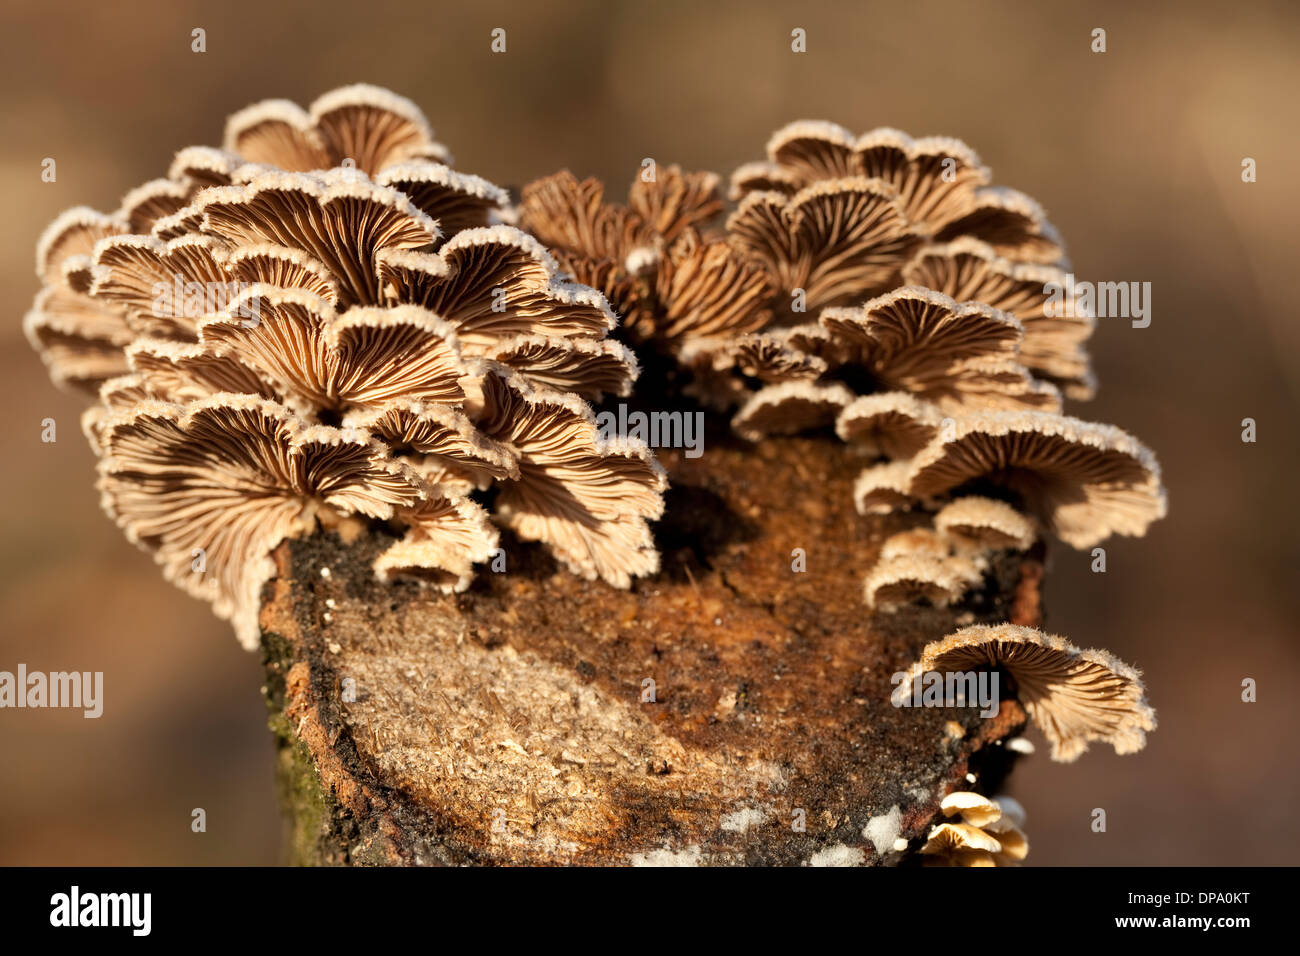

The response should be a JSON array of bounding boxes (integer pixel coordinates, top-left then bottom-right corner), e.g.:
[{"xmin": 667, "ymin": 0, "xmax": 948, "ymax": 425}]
[
  {"xmin": 934, "ymin": 186, "xmax": 1067, "ymax": 265},
  {"xmin": 24, "ymin": 285, "xmax": 133, "ymax": 390},
  {"xmin": 27, "ymin": 84, "xmax": 517, "ymax": 395},
  {"xmin": 902, "ymin": 237, "xmax": 1095, "ymax": 399},
  {"xmin": 729, "ymin": 331, "xmax": 828, "ymax": 383},
  {"xmin": 701, "ymin": 124, "xmax": 1077, "ymax": 428},
  {"xmin": 371, "ymin": 494, "xmax": 500, "ymax": 591},
  {"xmin": 374, "ymin": 228, "xmax": 619, "ymax": 354},
  {"xmin": 25, "ymin": 210, "xmax": 133, "ymax": 390},
  {"xmin": 878, "ymin": 527, "xmax": 952, "ymax": 562},
  {"xmin": 835, "ymin": 392, "xmax": 943, "ymax": 460},
  {"xmin": 730, "ymin": 284, "xmax": 1063, "ymax": 445},
  {"xmin": 83, "ymin": 165, "xmax": 631, "ymax": 405},
  {"xmin": 864, "ymin": 551, "xmax": 981, "ymax": 611},
  {"xmin": 473, "ymin": 369, "xmax": 667, "ymax": 587},
  {"xmin": 819, "ymin": 287, "xmax": 1062, "ymax": 414},
  {"xmin": 730, "ymin": 121, "xmax": 1068, "ymax": 271},
  {"xmin": 519, "ymin": 121, "xmax": 1084, "ymax": 460},
  {"xmin": 853, "ymin": 459, "xmax": 917, "ymax": 515},
  {"xmin": 117, "ymin": 179, "xmax": 193, "ymax": 234},
  {"xmin": 92, "ymin": 167, "xmax": 625, "ymax": 371},
  {"xmin": 731, "ymin": 380, "xmax": 856, "ymax": 441},
  {"xmin": 36, "ymin": 208, "xmax": 127, "ymax": 286},
  {"xmin": 524, "ymin": 149, "xmax": 950, "ymax": 362},
  {"xmin": 726, "ymin": 178, "xmax": 925, "ymax": 312},
  {"xmin": 661, "ymin": 233, "xmax": 775, "ymax": 342},
  {"xmin": 520, "ymin": 166, "xmax": 721, "ymax": 265},
  {"xmin": 732, "ymin": 284, "xmax": 1067, "ymax": 439},
  {"xmin": 901, "ymin": 411, "xmax": 1166, "ymax": 548},
  {"xmin": 895, "ymin": 623, "xmax": 1157, "ymax": 762},
  {"xmin": 864, "ymin": 524, "xmax": 991, "ymax": 612},
  {"xmin": 182, "ymin": 171, "xmax": 442, "ymax": 306},
  {"xmin": 97, "ymin": 168, "xmax": 656, "ymax": 594},
  {"xmin": 934, "ymin": 496, "xmax": 1037, "ymax": 551},
  {"xmin": 733, "ymin": 122, "xmax": 991, "ymax": 231},
  {"xmin": 518, "ymin": 171, "xmax": 644, "ymax": 272},
  {"xmin": 223, "ymin": 84, "xmax": 452, "ymax": 175}
]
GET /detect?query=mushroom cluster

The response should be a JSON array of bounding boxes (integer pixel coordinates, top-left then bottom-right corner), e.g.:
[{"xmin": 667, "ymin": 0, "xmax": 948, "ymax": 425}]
[
  {"xmin": 865, "ymin": 497, "xmax": 1035, "ymax": 611},
  {"xmin": 901, "ymin": 623, "xmax": 1155, "ymax": 862},
  {"xmin": 919, "ymin": 791, "xmax": 1030, "ymax": 867},
  {"xmin": 521, "ymin": 122, "xmax": 1093, "ymax": 406},
  {"xmin": 26, "ymin": 85, "xmax": 666, "ymax": 647},
  {"xmin": 25, "ymin": 88, "xmax": 1166, "ymax": 865},
  {"xmin": 520, "ymin": 121, "xmax": 1165, "ymax": 607}
]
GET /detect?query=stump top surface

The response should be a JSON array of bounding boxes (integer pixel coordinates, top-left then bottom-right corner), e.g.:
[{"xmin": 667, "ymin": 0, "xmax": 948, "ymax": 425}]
[{"xmin": 263, "ymin": 430, "xmax": 1032, "ymax": 865}]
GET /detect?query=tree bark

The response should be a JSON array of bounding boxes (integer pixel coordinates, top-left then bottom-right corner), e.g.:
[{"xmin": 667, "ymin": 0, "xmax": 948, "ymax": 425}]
[{"xmin": 259, "ymin": 428, "xmax": 1040, "ymax": 865}]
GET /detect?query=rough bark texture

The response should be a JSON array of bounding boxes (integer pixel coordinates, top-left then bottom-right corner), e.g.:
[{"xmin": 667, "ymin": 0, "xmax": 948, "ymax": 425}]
[{"xmin": 260, "ymin": 426, "xmax": 1041, "ymax": 866}]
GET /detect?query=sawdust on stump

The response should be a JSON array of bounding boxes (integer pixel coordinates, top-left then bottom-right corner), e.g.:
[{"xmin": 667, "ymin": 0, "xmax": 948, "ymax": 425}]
[{"xmin": 261, "ymin": 412, "xmax": 1039, "ymax": 865}]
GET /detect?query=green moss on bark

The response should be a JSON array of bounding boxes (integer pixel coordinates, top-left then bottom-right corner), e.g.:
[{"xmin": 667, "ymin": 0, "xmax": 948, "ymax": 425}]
[{"xmin": 263, "ymin": 628, "xmax": 344, "ymax": 866}]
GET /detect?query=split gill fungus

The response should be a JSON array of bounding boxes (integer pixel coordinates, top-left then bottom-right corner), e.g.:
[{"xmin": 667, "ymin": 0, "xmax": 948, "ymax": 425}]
[{"xmin": 27, "ymin": 86, "xmax": 1167, "ymax": 864}]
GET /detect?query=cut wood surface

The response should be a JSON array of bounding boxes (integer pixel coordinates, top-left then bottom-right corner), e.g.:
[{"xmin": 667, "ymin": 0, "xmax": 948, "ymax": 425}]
[{"xmin": 261, "ymin": 428, "xmax": 1040, "ymax": 865}]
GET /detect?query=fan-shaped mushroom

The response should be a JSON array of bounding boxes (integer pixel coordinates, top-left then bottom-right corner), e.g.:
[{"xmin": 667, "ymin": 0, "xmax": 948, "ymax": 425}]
[
  {"xmin": 864, "ymin": 552, "xmax": 981, "ymax": 611},
  {"xmin": 835, "ymin": 392, "xmax": 943, "ymax": 460},
  {"xmin": 903, "ymin": 237, "xmax": 1094, "ymax": 398},
  {"xmin": 819, "ymin": 287, "xmax": 1061, "ymax": 414},
  {"xmin": 731, "ymin": 380, "xmax": 856, "ymax": 441},
  {"xmin": 903, "ymin": 411, "xmax": 1166, "ymax": 548},
  {"xmin": 223, "ymin": 84, "xmax": 451, "ymax": 175},
  {"xmin": 895, "ymin": 623, "xmax": 1157, "ymax": 761},
  {"xmin": 934, "ymin": 186, "xmax": 1067, "ymax": 265},
  {"xmin": 934, "ymin": 496, "xmax": 1037, "ymax": 551}
]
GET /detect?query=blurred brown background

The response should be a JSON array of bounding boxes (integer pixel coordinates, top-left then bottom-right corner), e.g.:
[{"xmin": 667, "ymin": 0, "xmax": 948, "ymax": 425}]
[{"xmin": 1, "ymin": 0, "xmax": 1296, "ymax": 865}]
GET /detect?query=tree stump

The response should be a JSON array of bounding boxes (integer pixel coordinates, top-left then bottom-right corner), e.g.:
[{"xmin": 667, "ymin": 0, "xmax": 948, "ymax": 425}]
[{"xmin": 260, "ymin": 421, "xmax": 1038, "ymax": 865}]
